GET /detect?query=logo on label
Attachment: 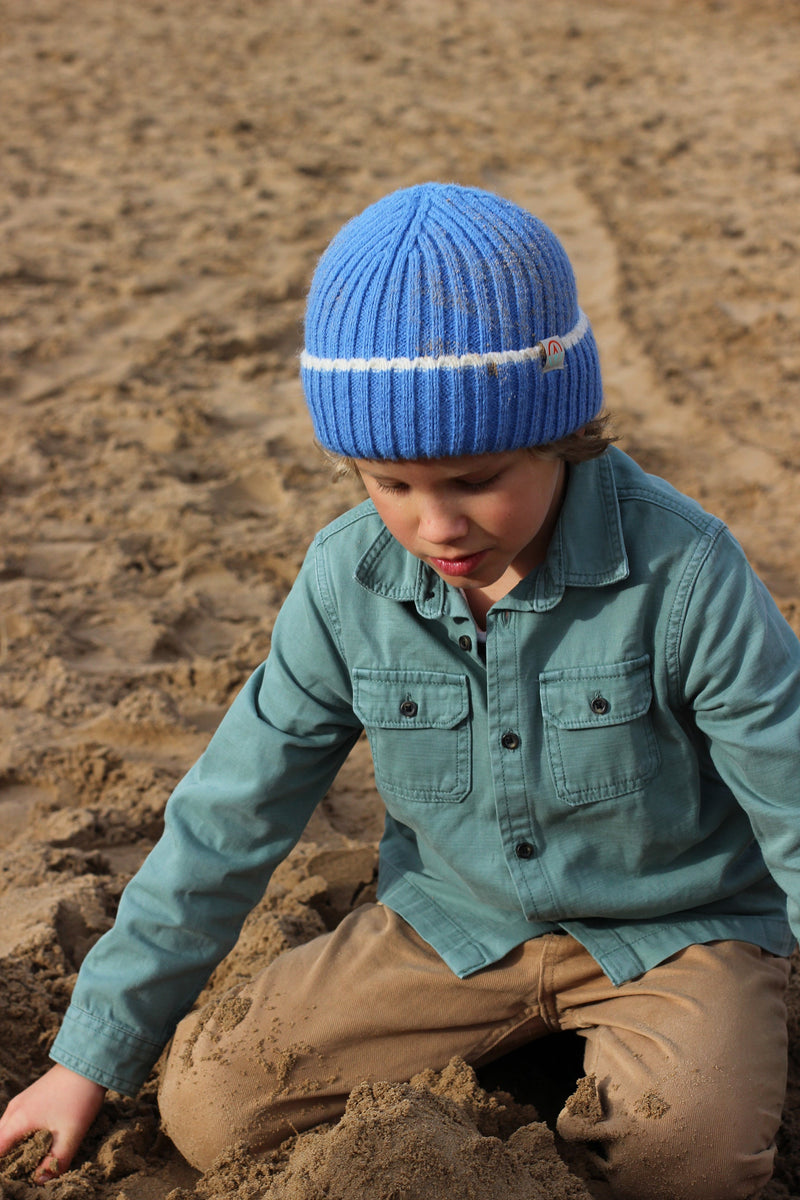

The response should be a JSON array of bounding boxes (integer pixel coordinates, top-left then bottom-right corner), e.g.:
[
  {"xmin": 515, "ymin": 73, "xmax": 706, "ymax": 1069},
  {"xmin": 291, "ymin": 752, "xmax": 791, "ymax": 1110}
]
[{"xmin": 541, "ymin": 337, "xmax": 566, "ymax": 373}]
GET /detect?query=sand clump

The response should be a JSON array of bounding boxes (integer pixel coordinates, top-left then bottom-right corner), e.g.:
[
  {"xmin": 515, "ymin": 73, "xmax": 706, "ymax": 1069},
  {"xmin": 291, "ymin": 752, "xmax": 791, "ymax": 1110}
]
[
  {"xmin": 185, "ymin": 1058, "xmax": 590, "ymax": 1200},
  {"xmin": 2, "ymin": 0, "xmax": 800, "ymax": 1198},
  {"xmin": 563, "ymin": 1075, "xmax": 604, "ymax": 1126},
  {"xmin": 264, "ymin": 1081, "xmax": 586, "ymax": 1200},
  {"xmin": 0, "ymin": 1132, "xmax": 53, "ymax": 1183}
]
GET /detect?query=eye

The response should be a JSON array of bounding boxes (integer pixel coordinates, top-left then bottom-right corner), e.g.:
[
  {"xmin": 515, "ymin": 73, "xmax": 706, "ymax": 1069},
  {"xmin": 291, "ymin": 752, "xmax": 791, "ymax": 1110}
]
[
  {"xmin": 458, "ymin": 472, "xmax": 501, "ymax": 492},
  {"xmin": 374, "ymin": 480, "xmax": 407, "ymax": 495}
]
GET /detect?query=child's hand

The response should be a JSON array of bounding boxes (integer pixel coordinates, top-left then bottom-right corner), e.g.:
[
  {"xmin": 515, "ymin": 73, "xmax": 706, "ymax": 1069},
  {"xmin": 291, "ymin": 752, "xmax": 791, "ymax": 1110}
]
[{"xmin": 0, "ymin": 1064, "xmax": 106, "ymax": 1183}]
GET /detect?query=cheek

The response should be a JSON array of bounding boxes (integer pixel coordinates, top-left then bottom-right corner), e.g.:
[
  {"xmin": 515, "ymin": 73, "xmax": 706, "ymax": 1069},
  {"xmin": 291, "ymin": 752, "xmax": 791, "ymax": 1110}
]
[
  {"xmin": 481, "ymin": 498, "xmax": 523, "ymax": 535},
  {"xmin": 493, "ymin": 499, "xmax": 544, "ymax": 544},
  {"xmin": 372, "ymin": 500, "xmax": 417, "ymax": 546}
]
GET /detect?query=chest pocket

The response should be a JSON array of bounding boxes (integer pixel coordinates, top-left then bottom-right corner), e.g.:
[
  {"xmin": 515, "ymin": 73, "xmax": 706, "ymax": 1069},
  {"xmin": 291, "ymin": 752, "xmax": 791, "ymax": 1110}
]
[
  {"xmin": 352, "ymin": 668, "xmax": 471, "ymax": 803},
  {"xmin": 540, "ymin": 655, "xmax": 660, "ymax": 805}
]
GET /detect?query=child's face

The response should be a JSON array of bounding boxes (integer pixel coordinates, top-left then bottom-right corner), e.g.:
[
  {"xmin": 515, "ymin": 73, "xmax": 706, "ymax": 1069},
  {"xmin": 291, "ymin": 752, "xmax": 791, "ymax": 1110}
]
[{"xmin": 355, "ymin": 449, "xmax": 566, "ymax": 610}]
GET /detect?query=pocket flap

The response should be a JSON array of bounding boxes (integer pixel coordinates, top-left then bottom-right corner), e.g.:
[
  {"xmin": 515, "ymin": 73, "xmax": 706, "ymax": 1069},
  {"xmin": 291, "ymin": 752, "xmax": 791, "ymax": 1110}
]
[
  {"xmin": 353, "ymin": 669, "xmax": 469, "ymax": 730},
  {"xmin": 540, "ymin": 655, "xmax": 653, "ymax": 730}
]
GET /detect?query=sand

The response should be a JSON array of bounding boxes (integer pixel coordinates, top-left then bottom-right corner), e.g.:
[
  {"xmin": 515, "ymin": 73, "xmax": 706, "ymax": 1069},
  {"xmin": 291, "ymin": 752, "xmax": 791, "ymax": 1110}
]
[{"xmin": 1, "ymin": 0, "xmax": 800, "ymax": 1196}]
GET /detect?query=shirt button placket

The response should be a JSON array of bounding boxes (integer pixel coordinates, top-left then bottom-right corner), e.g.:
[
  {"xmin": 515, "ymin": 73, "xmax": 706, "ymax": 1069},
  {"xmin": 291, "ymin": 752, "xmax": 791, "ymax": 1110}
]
[
  {"xmin": 491, "ymin": 613, "xmax": 538, "ymax": 899},
  {"xmin": 500, "ymin": 733, "xmax": 535, "ymax": 860}
]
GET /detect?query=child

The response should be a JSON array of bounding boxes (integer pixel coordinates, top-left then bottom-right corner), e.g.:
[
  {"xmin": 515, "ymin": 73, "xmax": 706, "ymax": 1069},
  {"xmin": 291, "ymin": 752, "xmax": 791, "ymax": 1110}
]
[{"xmin": 1, "ymin": 183, "xmax": 799, "ymax": 1200}]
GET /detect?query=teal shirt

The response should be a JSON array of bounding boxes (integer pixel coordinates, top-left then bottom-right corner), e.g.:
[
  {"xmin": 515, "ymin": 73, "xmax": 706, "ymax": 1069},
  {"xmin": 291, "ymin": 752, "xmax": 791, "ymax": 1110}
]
[{"xmin": 51, "ymin": 448, "xmax": 800, "ymax": 1096}]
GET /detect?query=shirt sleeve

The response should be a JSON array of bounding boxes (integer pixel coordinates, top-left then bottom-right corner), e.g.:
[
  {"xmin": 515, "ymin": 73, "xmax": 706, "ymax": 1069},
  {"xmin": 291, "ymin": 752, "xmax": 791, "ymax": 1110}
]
[
  {"xmin": 50, "ymin": 541, "xmax": 362, "ymax": 1096},
  {"xmin": 674, "ymin": 524, "xmax": 800, "ymax": 938}
]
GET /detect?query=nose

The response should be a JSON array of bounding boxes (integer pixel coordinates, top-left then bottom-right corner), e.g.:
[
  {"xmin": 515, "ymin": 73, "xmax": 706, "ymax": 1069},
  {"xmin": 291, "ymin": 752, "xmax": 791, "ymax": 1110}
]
[{"xmin": 417, "ymin": 498, "xmax": 470, "ymax": 546}]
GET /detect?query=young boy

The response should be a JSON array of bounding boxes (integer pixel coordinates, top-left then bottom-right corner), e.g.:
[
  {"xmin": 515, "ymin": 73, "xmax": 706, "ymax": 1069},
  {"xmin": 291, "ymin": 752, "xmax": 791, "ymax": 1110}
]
[{"xmin": 1, "ymin": 183, "xmax": 799, "ymax": 1200}]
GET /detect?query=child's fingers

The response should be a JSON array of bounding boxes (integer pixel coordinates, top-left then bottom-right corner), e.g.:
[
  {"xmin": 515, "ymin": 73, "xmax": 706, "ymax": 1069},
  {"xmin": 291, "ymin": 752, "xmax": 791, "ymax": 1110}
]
[
  {"xmin": 33, "ymin": 1151, "xmax": 61, "ymax": 1184},
  {"xmin": 0, "ymin": 1112, "xmax": 54, "ymax": 1184},
  {"xmin": 29, "ymin": 1126, "xmax": 81, "ymax": 1182},
  {"xmin": 29, "ymin": 1096, "xmax": 104, "ymax": 1181},
  {"xmin": 0, "ymin": 1065, "xmax": 106, "ymax": 1182},
  {"xmin": 0, "ymin": 1103, "xmax": 37, "ymax": 1158}
]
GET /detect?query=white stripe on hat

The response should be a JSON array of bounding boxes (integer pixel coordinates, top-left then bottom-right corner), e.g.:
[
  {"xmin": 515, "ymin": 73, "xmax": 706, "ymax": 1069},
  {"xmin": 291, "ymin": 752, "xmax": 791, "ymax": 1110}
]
[{"xmin": 301, "ymin": 310, "xmax": 590, "ymax": 374}]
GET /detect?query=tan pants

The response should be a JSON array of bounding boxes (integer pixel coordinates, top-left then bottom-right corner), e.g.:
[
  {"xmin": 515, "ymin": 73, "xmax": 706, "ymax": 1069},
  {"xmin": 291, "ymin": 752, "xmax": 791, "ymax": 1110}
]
[{"xmin": 159, "ymin": 903, "xmax": 789, "ymax": 1199}]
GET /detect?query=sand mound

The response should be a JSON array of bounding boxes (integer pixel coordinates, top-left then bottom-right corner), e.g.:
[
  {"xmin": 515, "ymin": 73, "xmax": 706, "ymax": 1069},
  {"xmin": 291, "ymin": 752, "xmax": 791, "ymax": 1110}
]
[{"xmin": 186, "ymin": 1059, "xmax": 591, "ymax": 1200}]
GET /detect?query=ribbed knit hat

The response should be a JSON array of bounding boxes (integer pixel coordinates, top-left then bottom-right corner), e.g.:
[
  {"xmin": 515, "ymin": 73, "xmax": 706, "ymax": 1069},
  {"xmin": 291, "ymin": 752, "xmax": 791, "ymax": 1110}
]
[{"xmin": 301, "ymin": 183, "xmax": 602, "ymax": 460}]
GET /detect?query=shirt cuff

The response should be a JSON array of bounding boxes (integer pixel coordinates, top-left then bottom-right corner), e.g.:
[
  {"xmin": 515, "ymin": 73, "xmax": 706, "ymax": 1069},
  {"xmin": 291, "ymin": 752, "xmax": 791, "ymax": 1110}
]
[{"xmin": 50, "ymin": 1002, "xmax": 166, "ymax": 1097}]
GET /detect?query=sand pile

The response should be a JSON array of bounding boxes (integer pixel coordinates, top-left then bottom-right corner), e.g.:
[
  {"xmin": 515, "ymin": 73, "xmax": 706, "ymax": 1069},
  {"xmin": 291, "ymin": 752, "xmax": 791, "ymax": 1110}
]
[
  {"xmin": 2, "ymin": 0, "xmax": 800, "ymax": 1196},
  {"xmin": 180, "ymin": 1058, "xmax": 591, "ymax": 1200}
]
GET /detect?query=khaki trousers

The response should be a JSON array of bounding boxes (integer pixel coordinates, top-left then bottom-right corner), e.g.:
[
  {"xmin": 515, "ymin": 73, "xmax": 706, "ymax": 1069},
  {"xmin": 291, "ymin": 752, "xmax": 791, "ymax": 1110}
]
[{"xmin": 159, "ymin": 903, "xmax": 789, "ymax": 1200}]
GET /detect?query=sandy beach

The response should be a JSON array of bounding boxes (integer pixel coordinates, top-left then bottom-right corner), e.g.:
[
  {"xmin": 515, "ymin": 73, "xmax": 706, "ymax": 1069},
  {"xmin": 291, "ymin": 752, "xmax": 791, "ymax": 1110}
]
[{"xmin": 2, "ymin": 0, "xmax": 800, "ymax": 1196}]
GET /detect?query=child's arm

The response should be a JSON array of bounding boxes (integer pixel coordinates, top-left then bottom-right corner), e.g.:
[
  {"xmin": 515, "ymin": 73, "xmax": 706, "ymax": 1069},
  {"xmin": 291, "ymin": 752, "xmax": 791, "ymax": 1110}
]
[
  {"xmin": 39, "ymin": 539, "xmax": 362, "ymax": 1121},
  {"xmin": 678, "ymin": 526, "xmax": 800, "ymax": 919},
  {"xmin": 0, "ymin": 1065, "xmax": 105, "ymax": 1182}
]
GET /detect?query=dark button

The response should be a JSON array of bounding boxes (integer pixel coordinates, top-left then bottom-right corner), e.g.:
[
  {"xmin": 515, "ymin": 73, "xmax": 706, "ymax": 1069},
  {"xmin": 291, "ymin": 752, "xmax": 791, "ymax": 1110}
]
[
  {"xmin": 501, "ymin": 731, "xmax": 521, "ymax": 750},
  {"xmin": 515, "ymin": 841, "xmax": 535, "ymax": 860},
  {"xmin": 399, "ymin": 699, "xmax": 418, "ymax": 718},
  {"xmin": 458, "ymin": 635, "xmax": 472, "ymax": 652},
  {"xmin": 590, "ymin": 695, "xmax": 610, "ymax": 715}
]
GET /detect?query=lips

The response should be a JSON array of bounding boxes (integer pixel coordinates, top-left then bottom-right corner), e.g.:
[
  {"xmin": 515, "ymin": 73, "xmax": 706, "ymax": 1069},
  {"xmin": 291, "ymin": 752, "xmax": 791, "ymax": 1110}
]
[{"xmin": 428, "ymin": 550, "xmax": 488, "ymax": 577}]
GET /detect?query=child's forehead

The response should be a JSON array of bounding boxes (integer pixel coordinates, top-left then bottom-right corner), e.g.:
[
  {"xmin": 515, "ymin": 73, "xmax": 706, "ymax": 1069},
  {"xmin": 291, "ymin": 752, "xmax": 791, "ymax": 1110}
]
[{"xmin": 356, "ymin": 450, "xmax": 521, "ymax": 477}]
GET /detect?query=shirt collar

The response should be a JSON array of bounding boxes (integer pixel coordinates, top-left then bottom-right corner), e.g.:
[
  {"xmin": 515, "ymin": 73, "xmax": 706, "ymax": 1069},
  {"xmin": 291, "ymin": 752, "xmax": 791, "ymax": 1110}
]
[
  {"xmin": 528, "ymin": 449, "xmax": 629, "ymax": 611},
  {"xmin": 354, "ymin": 450, "xmax": 629, "ymax": 617},
  {"xmin": 354, "ymin": 522, "xmax": 448, "ymax": 616}
]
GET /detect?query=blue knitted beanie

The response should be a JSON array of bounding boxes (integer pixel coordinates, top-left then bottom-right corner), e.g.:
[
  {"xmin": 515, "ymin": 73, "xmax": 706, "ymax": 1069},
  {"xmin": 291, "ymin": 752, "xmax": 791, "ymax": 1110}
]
[{"xmin": 301, "ymin": 183, "xmax": 602, "ymax": 460}]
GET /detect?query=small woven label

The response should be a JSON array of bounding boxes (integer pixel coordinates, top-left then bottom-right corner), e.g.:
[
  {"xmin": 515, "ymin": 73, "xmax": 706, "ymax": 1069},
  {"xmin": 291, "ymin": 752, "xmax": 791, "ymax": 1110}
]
[{"xmin": 541, "ymin": 336, "xmax": 566, "ymax": 372}]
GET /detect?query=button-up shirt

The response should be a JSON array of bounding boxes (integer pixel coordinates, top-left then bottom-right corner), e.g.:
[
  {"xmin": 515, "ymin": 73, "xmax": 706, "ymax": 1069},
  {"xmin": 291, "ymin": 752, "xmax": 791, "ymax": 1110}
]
[{"xmin": 51, "ymin": 448, "xmax": 800, "ymax": 1096}]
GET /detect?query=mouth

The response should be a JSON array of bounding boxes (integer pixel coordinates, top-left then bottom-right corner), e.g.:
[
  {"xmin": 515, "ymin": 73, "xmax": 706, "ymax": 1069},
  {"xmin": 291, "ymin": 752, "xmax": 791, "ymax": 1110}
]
[{"xmin": 427, "ymin": 550, "xmax": 488, "ymax": 577}]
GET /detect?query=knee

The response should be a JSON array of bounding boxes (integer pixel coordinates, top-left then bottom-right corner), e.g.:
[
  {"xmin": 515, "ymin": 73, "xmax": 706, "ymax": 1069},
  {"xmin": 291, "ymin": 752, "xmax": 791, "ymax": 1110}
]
[
  {"xmin": 558, "ymin": 1073, "xmax": 778, "ymax": 1200},
  {"xmin": 158, "ymin": 1003, "xmax": 267, "ymax": 1170},
  {"xmin": 158, "ymin": 1014, "xmax": 228, "ymax": 1169},
  {"xmin": 591, "ymin": 1116, "xmax": 776, "ymax": 1200},
  {"xmin": 158, "ymin": 1000, "xmax": 345, "ymax": 1170}
]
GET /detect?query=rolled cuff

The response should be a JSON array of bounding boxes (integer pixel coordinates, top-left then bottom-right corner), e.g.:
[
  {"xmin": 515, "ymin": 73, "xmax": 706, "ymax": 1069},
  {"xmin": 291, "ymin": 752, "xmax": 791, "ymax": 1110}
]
[{"xmin": 50, "ymin": 1002, "xmax": 165, "ymax": 1097}]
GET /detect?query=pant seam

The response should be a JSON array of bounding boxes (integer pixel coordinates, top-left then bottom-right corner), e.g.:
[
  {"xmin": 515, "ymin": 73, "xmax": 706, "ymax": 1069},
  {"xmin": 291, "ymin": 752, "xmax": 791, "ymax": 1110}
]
[{"xmin": 537, "ymin": 934, "xmax": 564, "ymax": 1032}]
